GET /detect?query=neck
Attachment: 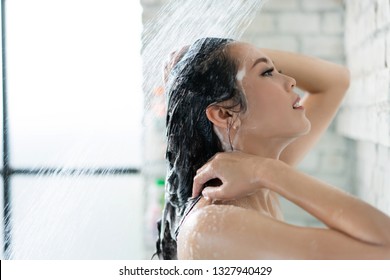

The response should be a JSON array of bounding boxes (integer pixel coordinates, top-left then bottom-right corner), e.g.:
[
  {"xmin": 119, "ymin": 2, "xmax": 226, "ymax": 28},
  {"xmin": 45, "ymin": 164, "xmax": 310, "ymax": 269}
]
[
  {"xmin": 216, "ymin": 125, "xmax": 297, "ymax": 159},
  {"xmin": 230, "ymin": 138, "xmax": 293, "ymax": 220},
  {"xmin": 216, "ymin": 128, "xmax": 294, "ymax": 219},
  {"xmin": 234, "ymin": 136, "xmax": 296, "ymax": 160}
]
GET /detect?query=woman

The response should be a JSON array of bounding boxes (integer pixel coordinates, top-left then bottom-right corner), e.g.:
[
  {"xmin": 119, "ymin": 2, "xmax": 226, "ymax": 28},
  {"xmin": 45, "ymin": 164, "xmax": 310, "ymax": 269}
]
[{"xmin": 155, "ymin": 37, "xmax": 390, "ymax": 259}]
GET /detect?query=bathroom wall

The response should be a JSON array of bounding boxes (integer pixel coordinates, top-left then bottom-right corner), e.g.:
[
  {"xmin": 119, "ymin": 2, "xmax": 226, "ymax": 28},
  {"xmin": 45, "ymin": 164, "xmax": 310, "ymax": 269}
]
[
  {"xmin": 140, "ymin": 0, "xmax": 353, "ymax": 227},
  {"xmin": 337, "ymin": 0, "xmax": 390, "ymax": 214}
]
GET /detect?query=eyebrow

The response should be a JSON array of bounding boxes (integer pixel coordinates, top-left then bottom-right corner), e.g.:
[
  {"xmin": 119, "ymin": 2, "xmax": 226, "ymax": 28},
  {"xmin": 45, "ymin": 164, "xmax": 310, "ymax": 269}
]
[{"xmin": 251, "ymin": 57, "xmax": 270, "ymax": 69}]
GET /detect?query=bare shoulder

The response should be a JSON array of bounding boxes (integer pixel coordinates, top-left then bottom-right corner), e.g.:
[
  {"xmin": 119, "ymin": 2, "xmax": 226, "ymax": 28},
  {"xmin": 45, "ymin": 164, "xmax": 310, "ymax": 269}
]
[
  {"xmin": 177, "ymin": 203, "xmax": 274, "ymax": 259},
  {"xmin": 177, "ymin": 202, "xmax": 390, "ymax": 259}
]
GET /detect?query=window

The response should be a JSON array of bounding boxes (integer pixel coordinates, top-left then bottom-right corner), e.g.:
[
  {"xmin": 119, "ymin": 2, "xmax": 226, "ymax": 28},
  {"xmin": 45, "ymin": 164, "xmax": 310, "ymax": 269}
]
[{"xmin": 1, "ymin": 0, "xmax": 144, "ymax": 259}]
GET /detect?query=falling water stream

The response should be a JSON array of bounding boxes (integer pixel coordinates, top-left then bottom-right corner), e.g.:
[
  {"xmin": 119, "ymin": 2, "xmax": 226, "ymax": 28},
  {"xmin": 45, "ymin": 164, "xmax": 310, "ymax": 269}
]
[{"xmin": 142, "ymin": 0, "xmax": 267, "ymax": 114}]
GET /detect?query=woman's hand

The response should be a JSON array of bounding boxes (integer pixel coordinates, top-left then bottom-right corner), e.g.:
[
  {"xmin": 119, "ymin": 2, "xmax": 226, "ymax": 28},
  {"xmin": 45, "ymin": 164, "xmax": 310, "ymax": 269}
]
[{"xmin": 192, "ymin": 152, "xmax": 277, "ymax": 200}]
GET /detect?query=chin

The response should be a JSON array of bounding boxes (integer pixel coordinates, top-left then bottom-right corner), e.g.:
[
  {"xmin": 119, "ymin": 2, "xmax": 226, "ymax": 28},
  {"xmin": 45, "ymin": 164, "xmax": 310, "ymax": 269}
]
[
  {"xmin": 298, "ymin": 120, "xmax": 312, "ymax": 136},
  {"xmin": 290, "ymin": 119, "xmax": 311, "ymax": 138}
]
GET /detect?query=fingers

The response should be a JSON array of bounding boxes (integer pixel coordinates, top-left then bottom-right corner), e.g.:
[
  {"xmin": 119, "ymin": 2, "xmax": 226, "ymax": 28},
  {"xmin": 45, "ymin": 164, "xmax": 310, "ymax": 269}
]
[
  {"xmin": 192, "ymin": 151, "xmax": 260, "ymax": 201},
  {"xmin": 192, "ymin": 152, "xmax": 229, "ymax": 198},
  {"xmin": 192, "ymin": 164, "xmax": 215, "ymax": 198},
  {"xmin": 202, "ymin": 185, "xmax": 224, "ymax": 200}
]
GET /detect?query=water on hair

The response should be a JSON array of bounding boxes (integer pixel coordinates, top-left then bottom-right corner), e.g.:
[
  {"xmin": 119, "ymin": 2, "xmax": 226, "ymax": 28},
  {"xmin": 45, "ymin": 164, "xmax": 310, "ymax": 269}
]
[{"xmin": 142, "ymin": 0, "xmax": 268, "ymax": 119}]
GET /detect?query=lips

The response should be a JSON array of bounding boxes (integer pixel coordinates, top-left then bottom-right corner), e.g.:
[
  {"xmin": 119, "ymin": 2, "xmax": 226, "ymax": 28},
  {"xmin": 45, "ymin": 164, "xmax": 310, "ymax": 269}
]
[{"xmin": 292, "ymin": 96, "xmax": 303, "ymax": 110}]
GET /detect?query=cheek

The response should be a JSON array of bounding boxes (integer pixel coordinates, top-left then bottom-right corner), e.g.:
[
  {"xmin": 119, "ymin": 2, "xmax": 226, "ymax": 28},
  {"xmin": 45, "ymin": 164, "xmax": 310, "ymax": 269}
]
[
  {"xmin": 241, "ymin": 80, "xmax": 290, "ymax": 124},
  {"xmin": 246, "ymin": 91, "xmax": 286, "ymax": 120},
  {"xmin": 241, "ymin": 103, "xmax": 280, "ymax": 133},
  {"xmin": 244, "ymin": 79, "xmax": 284, "ymax": 108},
  {"xmin": 240, "ymin": 94, "xmax": 293, "ymax": 137}
]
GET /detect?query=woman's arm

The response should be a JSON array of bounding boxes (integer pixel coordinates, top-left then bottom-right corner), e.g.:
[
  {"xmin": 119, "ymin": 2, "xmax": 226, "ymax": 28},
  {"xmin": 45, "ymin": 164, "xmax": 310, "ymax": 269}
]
[
  {"xmin": 261, "ymin": 49, "xmax": 350, "ymax": 166},
  {"xmin": 192, "ymin": 152, "xmax": 390, "ymax": 250},
  {"xmin": 268, "ymin": 160, "xmax": 390, "ymax": 246}
]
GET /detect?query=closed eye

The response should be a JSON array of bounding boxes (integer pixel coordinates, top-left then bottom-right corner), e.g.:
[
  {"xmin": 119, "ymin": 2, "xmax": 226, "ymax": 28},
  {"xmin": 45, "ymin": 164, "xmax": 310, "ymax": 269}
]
[{"xmin": 261, "ymin": 67, "xmax": 275, "ymax": 77}]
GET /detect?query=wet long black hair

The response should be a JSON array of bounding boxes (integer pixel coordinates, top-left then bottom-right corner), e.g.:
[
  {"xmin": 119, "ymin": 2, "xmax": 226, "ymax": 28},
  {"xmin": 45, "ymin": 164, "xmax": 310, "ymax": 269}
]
[{"xmin": 155, "ymin": 37, "xmax": 247, "ymax": 259}]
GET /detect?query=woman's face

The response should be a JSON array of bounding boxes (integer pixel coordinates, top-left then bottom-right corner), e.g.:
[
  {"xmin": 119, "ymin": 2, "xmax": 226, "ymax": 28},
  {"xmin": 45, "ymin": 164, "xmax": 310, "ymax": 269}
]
[{"xmin": 227, "ymin": 42, "xmax": 311, "ymax": 153}]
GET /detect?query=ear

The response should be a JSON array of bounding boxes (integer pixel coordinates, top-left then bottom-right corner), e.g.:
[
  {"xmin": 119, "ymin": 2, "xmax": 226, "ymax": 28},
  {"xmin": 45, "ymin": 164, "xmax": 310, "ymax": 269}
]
[{"xmin": 206, "ymin": 104, "xmax": 240, "ymax": 129}]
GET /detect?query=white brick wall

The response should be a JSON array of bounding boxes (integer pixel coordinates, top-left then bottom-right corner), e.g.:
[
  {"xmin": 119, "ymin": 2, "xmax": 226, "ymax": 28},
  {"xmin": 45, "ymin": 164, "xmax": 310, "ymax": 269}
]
[
  {"xmin": 244, "ymin": 0, "xmax": 345, "ymax": 63},
  {"xmin": 278, "ymin": 13, "xmax": 321, "ymax": 34},
  {"xmin": 301, "ymin": 0, "xmax": 343, "ymax": 11},
  {"xmin": 337, "ymin": 0, "xmax": 390, "ymax": 214},
  {"xmin": 262, "ymin": 0, "xmax": 300, "ymax": 11},
  {"xmin": 302, "ymin": 35, "xmax": 344, "ymax": 58},
  {"xmin": 354, "ymin": 141, "xmax": 390, "ymax": 214}
]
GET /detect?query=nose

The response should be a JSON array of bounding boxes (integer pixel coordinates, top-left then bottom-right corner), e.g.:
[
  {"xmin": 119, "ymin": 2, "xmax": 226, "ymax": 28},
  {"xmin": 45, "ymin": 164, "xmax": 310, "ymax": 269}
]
[{"xmin": 284, "ymin": 74, "xmax": 296, "ymax": 91}]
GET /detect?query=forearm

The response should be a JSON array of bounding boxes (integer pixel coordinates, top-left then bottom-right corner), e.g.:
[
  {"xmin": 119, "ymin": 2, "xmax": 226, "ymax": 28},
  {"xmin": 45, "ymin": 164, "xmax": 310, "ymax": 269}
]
[
  {"xmin": 264, "ymin": 159, "xmax": 390, "ymax": 246},
  {"xmin": 261, "ymin": 48, "xmax": 350, "ymax": 94}
]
